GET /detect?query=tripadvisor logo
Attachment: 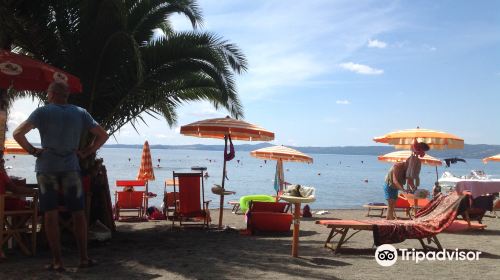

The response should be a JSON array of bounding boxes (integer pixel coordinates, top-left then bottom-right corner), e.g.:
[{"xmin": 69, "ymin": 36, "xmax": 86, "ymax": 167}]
[{"xmin": 375, "ymin": 244, "xmax": 481, "ymax": 266}]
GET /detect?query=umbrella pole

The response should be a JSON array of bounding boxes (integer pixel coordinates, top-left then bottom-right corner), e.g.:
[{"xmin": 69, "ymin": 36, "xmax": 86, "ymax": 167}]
[
  {"xmin": 218, "ymin": 135, "xmax": 228, "ymax": 229},
  {"xmin": 435, "ymin": 166, "xmax": 439, "ymax": 182},
  {"xmin": 278, "ymin": 159, "xmax": 284, "ymax": 192}
]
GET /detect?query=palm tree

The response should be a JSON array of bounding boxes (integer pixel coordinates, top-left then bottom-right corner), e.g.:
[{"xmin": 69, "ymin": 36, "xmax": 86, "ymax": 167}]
[
  {"xmin": 0, "ymin": 0, "xmax": 247, "ymax": 226},
  {"xmin": 0, "ymin": 0, "xmax": 246, "ymax": 135}
]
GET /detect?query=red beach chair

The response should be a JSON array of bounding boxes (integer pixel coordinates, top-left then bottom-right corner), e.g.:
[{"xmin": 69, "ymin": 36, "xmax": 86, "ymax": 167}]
[
  {"xmin": 172, "ymin": 172, "xmax": 210, "ymax": 228},
  {"xmin": 114, "ymin": 180, "xmax": 147, "ymax": 221}
]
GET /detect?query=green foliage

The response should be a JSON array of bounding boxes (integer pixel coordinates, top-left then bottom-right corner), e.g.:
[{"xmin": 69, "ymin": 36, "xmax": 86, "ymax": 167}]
[{"xmin": 0, "ymin": 0, "xmax": 247, "ymax": 135}]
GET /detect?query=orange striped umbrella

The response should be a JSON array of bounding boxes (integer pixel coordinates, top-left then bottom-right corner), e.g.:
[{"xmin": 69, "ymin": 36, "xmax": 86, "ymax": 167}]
[
  {"xmin": 373, "ymin": 127, "xmax": 464, "ymax": 150},
  {"xmin": 180, "ymin": 116, "xmax": 274, "ymax": 228},
  {"xmin": 180, "ymin": 116, "xmax": 274, "ymax": 141},
  {"xmin": 137, "ymin": 141, "xmax": 155, "ymax": 181},
  {"xmin": 3, "ymin": 139, "xmax": 29, "ymax": 155},
  {"xmin": 483, "ymin": 154, "xmax": 500, "ymax": 164},
  {"xmin": 378, "ymin": 150, "xmax": 442, "ymax": 166}
]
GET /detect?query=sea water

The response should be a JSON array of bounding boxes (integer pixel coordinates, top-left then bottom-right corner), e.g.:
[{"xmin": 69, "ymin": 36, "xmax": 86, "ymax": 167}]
[{"xmin": 5, "ymin": 148, "xmax": 499, "ymax": 209}]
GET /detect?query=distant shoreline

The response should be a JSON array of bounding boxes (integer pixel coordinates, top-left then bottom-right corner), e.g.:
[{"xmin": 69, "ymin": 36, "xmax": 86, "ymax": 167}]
[{"xmin": 103, "ymin": 143, "xmax": 500, "ymax": 159}]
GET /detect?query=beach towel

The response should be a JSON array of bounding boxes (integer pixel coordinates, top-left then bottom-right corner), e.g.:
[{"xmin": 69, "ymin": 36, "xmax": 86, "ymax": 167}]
[{"xmin": 371, "ymin": 192, "xmax": 463, "ymax": 245}]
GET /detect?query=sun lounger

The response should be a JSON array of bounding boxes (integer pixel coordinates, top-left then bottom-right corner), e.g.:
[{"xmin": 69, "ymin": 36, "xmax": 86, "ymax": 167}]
[
  {"xmin": 318, "ymin": 192, "xmax": 464, "ymax": 254},
  {"xmin": 363, "ymin": 194, "xmax": 412, "ymax": 218},
  {"xmin": 227, "ymin": 200, "xmax": 241, "ymax": 214}
]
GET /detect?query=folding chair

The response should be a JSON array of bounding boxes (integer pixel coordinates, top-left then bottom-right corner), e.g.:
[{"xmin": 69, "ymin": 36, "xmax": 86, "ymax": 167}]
[
  {"xmin": 114, "ymin": 180, "xmax": 147, "ymax": 221},
  {"xmin": 172, "ymin": 172, "xmax": 210, "ymax": 228},
  {"xmin": 1, "ymin": 183, "xmax": 38, "ymax": 257},
  {"xmin": 163, "ymin": 185, "xmax": 177, "ymax": 220}
]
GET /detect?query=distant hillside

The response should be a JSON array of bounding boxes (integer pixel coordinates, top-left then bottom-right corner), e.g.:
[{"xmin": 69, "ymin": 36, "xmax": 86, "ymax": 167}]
[{"xmin": 104, "ymin": 143, "xmax": 500, "ymax": 159}]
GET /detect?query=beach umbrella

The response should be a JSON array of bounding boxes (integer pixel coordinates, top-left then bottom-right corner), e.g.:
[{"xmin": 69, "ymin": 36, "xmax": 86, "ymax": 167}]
[
  {"xmin": 378, "ymin": 150, "xmax": 442, "ymax": 181},
  {"xmin": 0, "ymin": 50, "xmax": 82, "ymax": 93},
  {"xmin": 0, "ymin": 50, "xmax": 82, "ymax": 159},
  {"xmin": 250, "ymin": 145, "xmax": 313, "ymax": 193},
  {"xmin": 378, "ymin": 150, "xmax": 442, "ymax": 166},
  {"xmin": 373, "ymin": 127, "xmax": 464, "ymax": 150},
  {"xmin": 2, "ymin": 139, "xmax": 29, "ymax": 155},
  {"xmin": 483, "ymin": 154, "xmax": 500, "ymax": 164},
  {"xmin": 180, "ymin": 116, "xmax": 274, "ymax": 228},
  {"xmin": 250, "ymin": 145, "xmax": 313, "ymax": 258},
  {"xmin": 137, "ymin": 141, "xmax": 155, "ymax": 209}
]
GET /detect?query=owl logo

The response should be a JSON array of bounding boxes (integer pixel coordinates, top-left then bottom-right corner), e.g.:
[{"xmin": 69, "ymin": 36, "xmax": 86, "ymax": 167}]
[
  {"xmin": 53, "ymin": 71, "xmax": 68, "ymax": 83},
  {"xmin": 0, "ymin": 62, "xmax": 23, "ymax": 75}
]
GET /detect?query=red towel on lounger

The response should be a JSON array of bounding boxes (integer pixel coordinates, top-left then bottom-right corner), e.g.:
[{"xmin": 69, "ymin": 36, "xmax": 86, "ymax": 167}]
[{"xmin": 371, "ymin": 192, "xmax": 463, "ymax": 245}]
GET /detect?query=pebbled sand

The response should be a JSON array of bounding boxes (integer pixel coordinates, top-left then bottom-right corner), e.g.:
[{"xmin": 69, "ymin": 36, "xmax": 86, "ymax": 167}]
[{"xmin": 1, "ymin": 208, "xmax": 499, "ymax": 279}]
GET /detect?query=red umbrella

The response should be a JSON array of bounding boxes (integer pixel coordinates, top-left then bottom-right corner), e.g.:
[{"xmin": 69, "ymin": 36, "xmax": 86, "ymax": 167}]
[{"xmin": 0, "ymin": 50, "xmax": 82, "ymax": 93}]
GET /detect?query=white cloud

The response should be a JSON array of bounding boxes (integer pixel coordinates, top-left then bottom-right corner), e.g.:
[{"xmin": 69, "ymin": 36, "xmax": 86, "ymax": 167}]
[
  {"xmin": 338, "ymin": 62, "xmax": 384, "ymax": 75},
  {"xmin": 368, "ymin": 39, "xmax": 387, "ymax": 48},
  {"xmin": 324, "ymin": 117, "xmax": 339, "ymax": 124},
  {"xmin": 423, "ymin": 44, "xmax": 437, "ymax": 51},
  {"xmin": 336, "ymin": 100, "xmax": 351, "ymax": 105}
]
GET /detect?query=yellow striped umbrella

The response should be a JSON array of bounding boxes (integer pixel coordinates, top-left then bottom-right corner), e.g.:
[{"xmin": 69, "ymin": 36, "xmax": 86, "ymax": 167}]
[
  {"xmin": 3, "ymin": 139, "xmax": 29, "ymax": 155},
  {"xmin": 251, "ymin": 145, "xmax": 313, "ymax": 192},
  {"xmin": 373, "ymin": 127, "xmax": 464, "ymax": 150},
  {"xmin": 180, "ymin": 116, "xmax": 274, "ymax": 228},
  {"xmin": 137, "ymin": 141, "xmax": 155, "ymax": 181},
  {"xmin": 250, "ymin": 145, "xmax": 313, "ymax": 163},
  {"xmin": 378, "ymin": 150, "xmax": 442, "ymax": 166},
  {"xmin": 483, "ymin": 154, "xmax": 500, "ymax": 164}
]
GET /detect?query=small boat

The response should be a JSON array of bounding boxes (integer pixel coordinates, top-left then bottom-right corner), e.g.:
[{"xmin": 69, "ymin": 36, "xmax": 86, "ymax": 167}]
[{"xmin": 438, "ymin": 170, "xmax": 492, "ymax": 192}]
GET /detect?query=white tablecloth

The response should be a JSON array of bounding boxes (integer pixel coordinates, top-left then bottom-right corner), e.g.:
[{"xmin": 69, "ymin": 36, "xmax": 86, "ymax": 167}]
[{"xmin": 455, "ymin": 180, "xmax": 500, "ymax": 198}]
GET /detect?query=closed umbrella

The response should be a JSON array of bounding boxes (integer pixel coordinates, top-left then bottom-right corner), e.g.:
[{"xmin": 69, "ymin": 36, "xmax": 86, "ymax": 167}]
[
  {"xmin": 180, "ymin": 116, "xmax": 274, "ymax": 228},
  {"xmin": 137, "ymin": 141, "xmax": 155, "ymax": 209}
]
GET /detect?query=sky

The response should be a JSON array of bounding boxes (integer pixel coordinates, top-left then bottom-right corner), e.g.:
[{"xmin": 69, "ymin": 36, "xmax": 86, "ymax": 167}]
[{"xmin": 7, "ymin": 0, "xmax": 500, "ymax": 147}]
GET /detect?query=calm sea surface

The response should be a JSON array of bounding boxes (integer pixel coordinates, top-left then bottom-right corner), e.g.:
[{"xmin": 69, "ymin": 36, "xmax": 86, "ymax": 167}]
[{"xmin": 5, "ymin": 148, "xmax": 500, "ymax": 209}]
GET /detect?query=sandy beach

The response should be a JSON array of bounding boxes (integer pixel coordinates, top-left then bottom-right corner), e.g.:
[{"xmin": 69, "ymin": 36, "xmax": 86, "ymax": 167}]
[{"xmin": 1, "ymin": 208, "xmax": 499, "ymax": 279}]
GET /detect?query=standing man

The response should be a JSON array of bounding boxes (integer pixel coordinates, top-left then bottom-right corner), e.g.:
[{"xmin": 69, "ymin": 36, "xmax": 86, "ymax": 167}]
[{"xmin": 13, "ymin": 81, "xmax": 109, "ymax": 271}]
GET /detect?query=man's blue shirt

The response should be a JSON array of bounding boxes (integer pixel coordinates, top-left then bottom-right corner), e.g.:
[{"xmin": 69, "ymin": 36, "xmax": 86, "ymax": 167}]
[{"xmin": 28, "ymin": 104, "xmax": 98, "ymax": 172}]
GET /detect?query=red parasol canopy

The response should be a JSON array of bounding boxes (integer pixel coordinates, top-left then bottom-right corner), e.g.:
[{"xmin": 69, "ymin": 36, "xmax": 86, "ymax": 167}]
[{"xmin": 0, "ymin": 50, "xmax": 82, "ymax": 93}]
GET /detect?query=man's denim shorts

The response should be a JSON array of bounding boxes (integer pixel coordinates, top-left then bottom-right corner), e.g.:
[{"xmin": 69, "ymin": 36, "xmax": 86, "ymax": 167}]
[{"xmin": 37, "ymin": 171, "xmax": 84, "ymax": 212}]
